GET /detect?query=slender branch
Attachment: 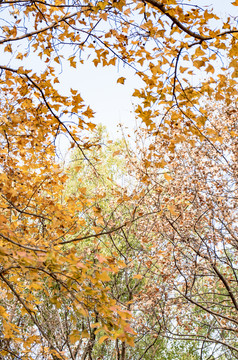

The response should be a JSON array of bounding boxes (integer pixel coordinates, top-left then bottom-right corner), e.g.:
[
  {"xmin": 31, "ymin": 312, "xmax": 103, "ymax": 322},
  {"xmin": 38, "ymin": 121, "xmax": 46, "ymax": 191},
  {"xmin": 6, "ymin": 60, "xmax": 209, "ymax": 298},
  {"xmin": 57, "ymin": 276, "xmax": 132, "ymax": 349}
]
[
  {"xmin": 144, "ymin": 0, "xmax": 238, "ymax": 41},
  {"xmin": 181, "ymin": 289, "xmax": 238, "ymax": 326},
  {"xmin": 0, "ymin": 231, "xmax": 47, "ymax": 252},
  {"xmin": 57, "ymin": 223, "xmax": 127, "ymax": 245},
  {"xmin": 144, "ymin": 0, "xmax": 208, "ymax": 40},
  {"xmin": 0, "ymin": 65, "xmax": 94, "ymax": 166},
  {"xmin": 0, "ymin": 9, "xmax": 90, "ymax": 45},
  {"xmin": 212, "ymin": 264, "xmax": 238, "ymax": 312},
  {"xmin": 1, "ymin": 194, "xmax": 51, "ymax": 221},
  {"xmin": 0, "ymin": 272, "xmax": 66, "ymax": 360},
  {"xmin": 138, "ymin": 336, "xmax": 159, "ymax": 360}
]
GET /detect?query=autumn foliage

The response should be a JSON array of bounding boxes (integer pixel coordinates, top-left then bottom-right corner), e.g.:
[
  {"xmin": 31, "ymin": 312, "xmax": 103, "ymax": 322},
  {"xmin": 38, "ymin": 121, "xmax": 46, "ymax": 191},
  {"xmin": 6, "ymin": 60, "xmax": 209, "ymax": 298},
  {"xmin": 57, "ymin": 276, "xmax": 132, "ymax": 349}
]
[{"xmin": 0, "ymin": 0, "xmax": 238, "ymax": 359}]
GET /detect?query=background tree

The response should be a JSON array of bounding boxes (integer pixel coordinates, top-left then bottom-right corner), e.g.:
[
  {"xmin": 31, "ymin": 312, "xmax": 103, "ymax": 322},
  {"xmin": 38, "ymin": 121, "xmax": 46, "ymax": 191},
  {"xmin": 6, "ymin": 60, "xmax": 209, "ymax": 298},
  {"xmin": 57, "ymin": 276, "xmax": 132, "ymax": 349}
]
[
  {"xmin": 129, "ymin": 101, "xmax": 238, "ymax": 359},
  {"xmin": 63, "ymin": 126, "xmax": 208, "ymax": 359}
]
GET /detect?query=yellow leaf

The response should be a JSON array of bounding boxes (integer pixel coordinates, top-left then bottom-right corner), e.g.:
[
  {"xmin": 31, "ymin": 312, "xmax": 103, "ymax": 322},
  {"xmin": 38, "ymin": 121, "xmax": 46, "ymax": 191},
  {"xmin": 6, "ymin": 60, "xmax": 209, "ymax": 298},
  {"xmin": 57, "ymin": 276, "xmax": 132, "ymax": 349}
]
[
  {"xmin": 126, "ymin": 336, "xmax": 135, "ymax": 347},
  {"xmin": 0, "ymin": 306, "xmax": 8, "ymax": 319},
  {"xmin": 0, "ymin": 215, "xmax": 7, "ymax": 223},
  {"xmin": 116, "ymin": 309, "xmax": 132, "ymax": 320},
  {"xmin": 206, "ymin": 64, "xmax": 215, "ymax": 73},
  {"xmin": 2, "ymin": 321, "xmax": 14, "ymax": 338},
  {"xmin": 164, "ymin": 173, "xmax": 172, "ymax": 181},
  {"xmin": 30, "ymin": 283, "xmax": 42, "ymax": 290},
  {"xmin": 16, "ymin": 52, "xmax": 23, "ymax": 60},
  {"xmin": 117, "ymin": 77, "xmax": 126, "ymax": 84},
  {"xmin": 133, "ymin": 274, "xmax": 143, "ymax": 279},
  {"xmin": 113, "ymin": 0, "xmax": 126, "ymax": 11},
  {"xmin": 4, "ymin": 44, "xmax": 12, "ymax": 53},
  {"xmin": 232, "ymin": 68, "xmax": 238, "ymax": 78},
  {"xmin": 68, "ymin": 56, "xmax": 76, "ymax": 68},
  {"xmin": 70, "ymin": 88, "xmax": 77, "ymax": 95},
  {"xmin": 54, "ymin": 56, "xmax": 60, "ymax": 64},
  {"xmin": 92, "ymin": 226, "xmax": 102, "ymax": 234},
  {"xmin": 167, "ymin": 205, "xmax": 177, "ymax": 216},
  {"xmin": 81, "ymin": 330, "xmax": 89, "ymax": 338},
  {"xmin": 99, "ymin": 13, "xmax": 108, "ymax": 21},
  {"xmin": 82, "ymin": 106, "xmax": 95, "ymax": 118},
  {"xmin": 87, "ymin": 122, "xmax": 96, "ymax": 130},
  {"xmin": 193, "ymin": 60, "xmax": 205, "ymax": 68},
  {"xmin": 98, "ymin": 335, "xmax": 109, "ymax": 344},
  {"xmin": 77, "ymin": 306, "xmax": 88, "ymax": 317},
  {"xmin": 97, "ymin": 1, "xmax": 107, "ymax": 10},
  {"xmin": 98, "ymin": 271, "xmax": 111, "ymax": 282},
  {"xmin": 232, "ymin": 0, "xmax": 238, "ymax": 5},
  {"xmin": 194, "ymin": 47, "xmax": 206, "ymax": 57},
  {"xmin": 180, "ymin": 66, "xmax": 188, "ymax": 73},
  {"xmin": 69, "ymin": 330, "xmax": 80, "ymax": 343}
]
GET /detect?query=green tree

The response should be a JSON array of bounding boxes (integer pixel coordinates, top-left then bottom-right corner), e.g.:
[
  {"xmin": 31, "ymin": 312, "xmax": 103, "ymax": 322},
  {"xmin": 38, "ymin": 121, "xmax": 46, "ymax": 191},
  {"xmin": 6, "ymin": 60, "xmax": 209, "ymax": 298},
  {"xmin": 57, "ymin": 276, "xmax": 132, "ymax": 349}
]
[{"xmin": 64, "ymin": 126, "xmax": 205, "ymax": 359}]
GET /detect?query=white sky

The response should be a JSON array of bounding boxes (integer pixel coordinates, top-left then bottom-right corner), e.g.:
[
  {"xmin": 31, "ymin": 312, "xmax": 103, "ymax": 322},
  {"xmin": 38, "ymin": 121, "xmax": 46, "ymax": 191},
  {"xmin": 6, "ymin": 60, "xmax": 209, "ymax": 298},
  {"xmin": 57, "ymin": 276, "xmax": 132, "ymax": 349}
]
[{"xmin": 58, "ymin": 61, "xmax": 143, "ymax": 140}]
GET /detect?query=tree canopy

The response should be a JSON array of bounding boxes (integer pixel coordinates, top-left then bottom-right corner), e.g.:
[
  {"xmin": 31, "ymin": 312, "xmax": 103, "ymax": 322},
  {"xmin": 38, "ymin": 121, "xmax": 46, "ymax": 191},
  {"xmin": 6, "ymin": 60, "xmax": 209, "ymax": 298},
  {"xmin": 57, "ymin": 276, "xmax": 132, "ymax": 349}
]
[{"xmin": 0, "ymin": 0, "xmax": 238, "ymax": 359}]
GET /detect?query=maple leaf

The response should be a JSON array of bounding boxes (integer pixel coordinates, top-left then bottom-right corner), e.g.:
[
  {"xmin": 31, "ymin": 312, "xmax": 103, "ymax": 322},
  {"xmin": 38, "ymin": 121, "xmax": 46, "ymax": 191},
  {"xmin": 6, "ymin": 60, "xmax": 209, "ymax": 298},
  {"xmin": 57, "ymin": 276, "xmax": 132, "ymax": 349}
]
[{"xmin": 82, "ymin": 106, "xmax": 95, "ymax": 118}]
